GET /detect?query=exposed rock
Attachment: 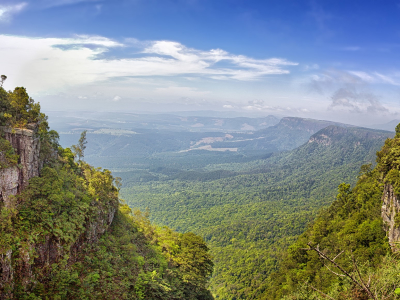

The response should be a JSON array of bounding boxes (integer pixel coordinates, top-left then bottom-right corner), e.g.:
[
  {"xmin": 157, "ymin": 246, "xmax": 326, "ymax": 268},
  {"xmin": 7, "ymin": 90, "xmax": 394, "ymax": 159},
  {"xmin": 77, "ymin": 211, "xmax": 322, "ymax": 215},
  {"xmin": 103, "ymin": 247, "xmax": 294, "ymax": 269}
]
[
  {"xmin": 381, "ymin": 184, "xmax": 400, "ymax": 251},
  {"xmin": 0, "ymin": 124, "xmax": 118, "ymax": 298},
  {"xmin": 0, "ymin": 250, "xmax": 13, "ymax": 299},
  {"xmin": 0, "ymin": 124, "xmax": 40, "ymax": 208},
  {"xmin": 0, "ymin": 166, "xmax": 19, "ymax": 208}
]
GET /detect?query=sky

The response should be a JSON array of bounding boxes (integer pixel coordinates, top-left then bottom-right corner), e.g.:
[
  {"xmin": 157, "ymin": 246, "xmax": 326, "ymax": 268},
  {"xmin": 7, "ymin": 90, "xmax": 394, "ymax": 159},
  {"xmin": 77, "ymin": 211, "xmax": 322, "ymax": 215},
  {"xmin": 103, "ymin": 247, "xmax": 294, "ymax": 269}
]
[{"xmin": 1, "ymin": 0, "xmax": 400, "ymax": 125}]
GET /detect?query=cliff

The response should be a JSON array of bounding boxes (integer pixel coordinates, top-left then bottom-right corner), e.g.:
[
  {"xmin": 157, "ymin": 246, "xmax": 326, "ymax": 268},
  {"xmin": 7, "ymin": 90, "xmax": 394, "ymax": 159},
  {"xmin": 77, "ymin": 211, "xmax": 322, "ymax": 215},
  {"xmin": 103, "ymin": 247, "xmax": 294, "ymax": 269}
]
[
  {"xmin": 0, "ymin": 126, "xmax": 118, "ymax": 299},
  {"xmin": 0, "ymin": 85, "xmax": 214, "ymax": 299},
  {"xmin": 0, "ymin": 124, "xmax": 40, "ymax": 208},
  {"xmin": 382, "ymin": 184, "xmax": 400, "ymax": 251}
]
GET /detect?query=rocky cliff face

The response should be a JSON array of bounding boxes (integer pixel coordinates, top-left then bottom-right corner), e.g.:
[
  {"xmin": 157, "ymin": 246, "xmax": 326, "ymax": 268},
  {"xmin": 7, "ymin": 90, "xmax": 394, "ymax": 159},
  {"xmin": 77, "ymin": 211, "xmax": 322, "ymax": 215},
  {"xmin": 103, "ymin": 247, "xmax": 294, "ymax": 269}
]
[
  {"xmin": 0, "ymin": 124, "xmax": 40, "ymax": 208},
  {"xmin": 0, "ymin": 126, "xmax": 117, "ymax": 299},
  {"xmin": 381, "ymin": 184, "xmax": 400, "ymax": 251}
]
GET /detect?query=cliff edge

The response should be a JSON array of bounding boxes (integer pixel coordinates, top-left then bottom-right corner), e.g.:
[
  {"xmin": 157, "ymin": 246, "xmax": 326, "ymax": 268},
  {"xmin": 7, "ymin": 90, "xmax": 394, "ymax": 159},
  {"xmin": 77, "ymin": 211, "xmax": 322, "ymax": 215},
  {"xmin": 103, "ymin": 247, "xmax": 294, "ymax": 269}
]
[
  {"xmin": 381, "ymin": 184, "xmax": 400, "ymax": 251},
  {"xmin": 0, "ymin": 85, "xmax": 213, "ymax": 300},
  {"xmin": 0, "ymin": 124, "xmax": 40, "ymax": 208}
]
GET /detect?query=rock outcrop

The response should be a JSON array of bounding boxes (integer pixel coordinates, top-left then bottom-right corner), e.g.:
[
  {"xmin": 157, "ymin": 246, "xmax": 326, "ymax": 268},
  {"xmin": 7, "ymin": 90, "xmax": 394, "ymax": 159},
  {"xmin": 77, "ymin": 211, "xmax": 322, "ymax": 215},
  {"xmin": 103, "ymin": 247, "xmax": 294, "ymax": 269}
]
[
  {"xmin": 0, "ymin": 124, "xmax": 40, "ymax": 208},
  {"xmin": 381, "ymin": 184, "xmax": 400, "ymax": 251},
  {"xmin": 0, "ymin": 125, "xmax": 118, "ymax": 299}
]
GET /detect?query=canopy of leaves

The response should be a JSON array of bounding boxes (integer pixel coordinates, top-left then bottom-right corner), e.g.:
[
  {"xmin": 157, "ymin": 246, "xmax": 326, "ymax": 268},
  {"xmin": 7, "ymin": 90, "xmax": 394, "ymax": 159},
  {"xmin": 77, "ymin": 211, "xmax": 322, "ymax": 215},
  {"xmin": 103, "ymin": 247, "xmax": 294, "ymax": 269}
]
[
  {"xmin": 0, "ymin": 85, "xmax": 214, "ymax": 299},
  {"xmin": 120, "ymin": 126, "xmax": 391, "ymax": 299},
  {"xmin": 264, "ymin": 132, "xmax": 400, "ymax": 299}
]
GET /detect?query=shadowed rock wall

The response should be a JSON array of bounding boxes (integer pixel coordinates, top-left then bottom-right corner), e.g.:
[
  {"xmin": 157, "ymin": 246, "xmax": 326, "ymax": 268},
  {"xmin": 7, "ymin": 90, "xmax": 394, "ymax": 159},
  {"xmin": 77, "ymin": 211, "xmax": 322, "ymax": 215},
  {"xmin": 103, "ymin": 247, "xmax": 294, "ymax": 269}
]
[
  {"xmin": 0, "ymin": 124, "xmax": 40, "ymax": 208},
  {"xmin": 381, "ymin": 184, "xmax": 400, "ymax": 251}
]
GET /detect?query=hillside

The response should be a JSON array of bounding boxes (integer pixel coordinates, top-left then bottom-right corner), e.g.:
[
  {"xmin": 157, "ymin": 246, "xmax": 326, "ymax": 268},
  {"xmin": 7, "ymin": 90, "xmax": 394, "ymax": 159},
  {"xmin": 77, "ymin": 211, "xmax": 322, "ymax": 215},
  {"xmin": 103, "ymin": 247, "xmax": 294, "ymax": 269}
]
[
  {"xmin": 264, "ymin": 126, "xmax": 400, "ymax": 300},
  {"xmin": 121, "ymin": 125, "xmax": 392, "ymax": 299},
  {"xmin": 0, "ymin": 86, "xmax": 213, "ymax": 299},
  {"xmin": 55, "ymin": 116, "xmax": 355, "ymax": 174}
]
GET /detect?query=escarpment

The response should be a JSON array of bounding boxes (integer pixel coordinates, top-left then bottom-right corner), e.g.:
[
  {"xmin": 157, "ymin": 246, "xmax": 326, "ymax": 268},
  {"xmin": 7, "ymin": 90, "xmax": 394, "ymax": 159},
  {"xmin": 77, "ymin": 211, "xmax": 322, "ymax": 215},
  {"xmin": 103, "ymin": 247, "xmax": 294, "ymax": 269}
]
[
  {"xmin": 0, "ymin": 126, "xmax": 118, "ymax": 299},
  {"xmin": 0, "ymin": 85, "xmax": 214, "ymax": 300},
  {"xmin": 0, "ymin": 124, "xmax": 40, "ymax": 208},
  {"xmin": 382, "ymin": 184, "xmax": 400, "ymax": 251}
]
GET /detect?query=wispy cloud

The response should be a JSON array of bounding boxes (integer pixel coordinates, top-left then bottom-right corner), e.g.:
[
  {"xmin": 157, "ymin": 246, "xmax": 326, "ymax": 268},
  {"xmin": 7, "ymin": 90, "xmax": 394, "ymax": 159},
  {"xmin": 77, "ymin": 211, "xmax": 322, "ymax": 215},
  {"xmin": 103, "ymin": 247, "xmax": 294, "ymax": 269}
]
[
  {"xmin": 330, "ymin": 86, "xmax": 387, "ymax": 114},
  {"xmin": 350, "ymin": 71, "xmax": 400, "ymax": 86},
  {"xmin": 38, "ymin": 0, "xmax": 101, "ymax": 9},
  {"xmin": 309, "ymin": 69, "xmax": 389, "ymax": 114},
  {"xmin": 142, "ymin": 40, "xmax": 298, "ymax": 80},
  {"xmin": 0, "ymin": 2, "xmax": 27, "ymax": 22},
  {"xmin": 0, "ymin": 34, "xmax": 298, "ymax": 93}
]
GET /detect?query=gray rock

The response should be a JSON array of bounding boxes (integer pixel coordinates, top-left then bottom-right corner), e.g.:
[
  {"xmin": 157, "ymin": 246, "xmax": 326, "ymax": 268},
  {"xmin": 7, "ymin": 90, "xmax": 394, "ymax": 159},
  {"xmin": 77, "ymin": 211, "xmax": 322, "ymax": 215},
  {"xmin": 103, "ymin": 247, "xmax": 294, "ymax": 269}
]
[{"xmin": 381, "ymin": 184, "xmax": 400, "ymax": 251}]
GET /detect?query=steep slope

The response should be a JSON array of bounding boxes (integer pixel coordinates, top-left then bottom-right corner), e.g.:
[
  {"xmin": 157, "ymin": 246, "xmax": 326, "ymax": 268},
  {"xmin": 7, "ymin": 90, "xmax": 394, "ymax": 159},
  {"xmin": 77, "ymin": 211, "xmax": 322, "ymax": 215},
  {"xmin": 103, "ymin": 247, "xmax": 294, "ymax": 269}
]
[
  {"xmin": 264, "ymin": 126, "xmax": 400, "ymax": 299},
  {"xmin": 209, "ymin": 117, "xmax": 354, "ymax": 154},
  {"xmin": 121, "ymin": 125, "xmax": 392, "ymax": 300},
  {"xmin": 0, "ymin": 86, "xmax": 213, "ymax": 299}
]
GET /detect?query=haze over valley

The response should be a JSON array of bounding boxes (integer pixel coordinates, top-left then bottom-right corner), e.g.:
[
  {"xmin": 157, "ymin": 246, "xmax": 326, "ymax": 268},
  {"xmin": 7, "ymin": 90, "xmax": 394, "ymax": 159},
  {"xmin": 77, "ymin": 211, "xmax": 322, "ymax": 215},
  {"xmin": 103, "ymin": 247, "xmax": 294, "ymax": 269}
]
[{"xmin": 2, "ymin": 0, "xmax": 400, "ymax": 299}]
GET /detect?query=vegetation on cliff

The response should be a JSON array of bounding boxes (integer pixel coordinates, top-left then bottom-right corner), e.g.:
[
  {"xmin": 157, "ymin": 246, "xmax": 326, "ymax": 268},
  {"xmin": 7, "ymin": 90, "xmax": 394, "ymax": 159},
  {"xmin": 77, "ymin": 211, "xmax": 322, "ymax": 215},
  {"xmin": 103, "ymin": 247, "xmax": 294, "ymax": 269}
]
[
  {"xmin": 0, "ymin": 85, "xmax": 213, "ymax": 299},
  {"xmin": 0, "ymin": 84, "xmax": 58, "ymax": 170},
  {"xmin": 264, "ymin": 127, "xmax": 400, "ymax": 299}
]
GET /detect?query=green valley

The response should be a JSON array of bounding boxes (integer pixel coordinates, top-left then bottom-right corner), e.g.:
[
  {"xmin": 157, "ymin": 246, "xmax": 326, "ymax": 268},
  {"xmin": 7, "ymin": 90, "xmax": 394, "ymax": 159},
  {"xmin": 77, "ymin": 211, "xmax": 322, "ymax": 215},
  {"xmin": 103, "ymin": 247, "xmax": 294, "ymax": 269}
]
[{"xmin": 115, "ymin": 125, "xmax": 392, "ymax": 299}]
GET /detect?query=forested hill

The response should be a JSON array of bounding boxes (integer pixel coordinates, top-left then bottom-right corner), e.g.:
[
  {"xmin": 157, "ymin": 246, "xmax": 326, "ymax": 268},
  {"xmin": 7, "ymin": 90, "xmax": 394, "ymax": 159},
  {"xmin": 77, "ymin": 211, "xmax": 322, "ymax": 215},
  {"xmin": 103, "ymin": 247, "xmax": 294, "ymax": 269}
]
[
  {"xmin": 121, "ymin": 124, "xmax": 392, "ymax": 300},
  {"xmin": 55, "ymin": 115, "xmax": 356, "ymax": 173},
  {"xmin": 264, "ymin": 126, "xmax": 400, "ymax": 299},
  {"xmin": 0, "ymin": 85, "xmax": 213, "ymax": 299}
]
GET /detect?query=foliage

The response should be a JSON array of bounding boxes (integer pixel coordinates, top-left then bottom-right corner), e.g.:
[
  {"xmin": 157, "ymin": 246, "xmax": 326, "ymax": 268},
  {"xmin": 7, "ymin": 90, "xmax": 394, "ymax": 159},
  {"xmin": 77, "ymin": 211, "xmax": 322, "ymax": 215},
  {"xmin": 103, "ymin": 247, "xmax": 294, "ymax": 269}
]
[
  {"xmin": 0, "ymin": 85, "xmax": 214, "ymax": 299},
  {"xmin": 71, "ymin": 130, "xmax": 87, "ymax": 162},
  {"xmin": 121, "ymin": 126, "xmax": 391, "ymax": 299},
  {"xmin": 0, "ymin": 86, "xmax": 46, "ymax": 128},
  {"xmin": 264, "ymin": 131, "xmax": 400, "ymax": 299},
  {"xmin": 0, "ymin": 135, "xmax": 18, "ymax": 169},
  {"xmin": 1, "ymin": 144, "xmax": 214, "ymax": 299}
]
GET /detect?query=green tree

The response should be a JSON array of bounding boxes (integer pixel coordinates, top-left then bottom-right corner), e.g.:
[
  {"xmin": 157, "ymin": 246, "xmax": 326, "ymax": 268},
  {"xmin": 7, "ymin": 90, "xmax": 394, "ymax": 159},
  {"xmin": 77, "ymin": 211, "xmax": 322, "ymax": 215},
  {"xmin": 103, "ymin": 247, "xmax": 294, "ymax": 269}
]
[
  {"xmin": 0, "ymin": 75, "xmax": 6, "ymax": 87},
  {"xmin": 72, "ymin": 130, "xmax": 87, "ymax": 162}
]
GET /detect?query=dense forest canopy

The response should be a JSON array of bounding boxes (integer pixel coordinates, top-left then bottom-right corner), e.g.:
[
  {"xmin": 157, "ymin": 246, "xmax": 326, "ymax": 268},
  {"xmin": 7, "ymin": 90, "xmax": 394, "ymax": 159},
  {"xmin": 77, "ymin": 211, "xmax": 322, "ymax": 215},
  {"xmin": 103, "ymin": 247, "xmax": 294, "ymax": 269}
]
[
  {"xmin": 0, "ymin": 84, "xmax": 214, "ymax": 299},
  {"xmin": 121, "ymin": 125, "xmax": 392, "ymax": 299},
  {"xmin": 264, "ymin": 127, "xmax": 400, "ymax": 299},
  {"xmin": 2, "ymin": 80, "xmax": 399, "ymax": 299}
]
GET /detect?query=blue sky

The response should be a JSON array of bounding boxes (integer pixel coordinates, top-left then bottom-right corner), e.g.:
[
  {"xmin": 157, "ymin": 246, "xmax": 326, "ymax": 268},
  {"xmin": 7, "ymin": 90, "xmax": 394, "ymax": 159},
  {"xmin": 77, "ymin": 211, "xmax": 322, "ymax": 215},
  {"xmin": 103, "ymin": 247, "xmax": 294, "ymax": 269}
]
[{"xmin": 1, "ymin": 0, "xmax": 400, "ymax": 125}]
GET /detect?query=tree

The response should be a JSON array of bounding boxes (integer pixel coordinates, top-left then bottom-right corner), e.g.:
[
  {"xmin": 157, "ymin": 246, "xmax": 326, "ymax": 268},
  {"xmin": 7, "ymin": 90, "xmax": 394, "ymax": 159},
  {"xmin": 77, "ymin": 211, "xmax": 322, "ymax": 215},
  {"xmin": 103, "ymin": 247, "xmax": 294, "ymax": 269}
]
[
  {"xmin": 0, "ymin": 75, "xmax": 6, "ymax": 87},
  {"xmin": 72, "ymin": 130, "xmax": 87, "ymax": 162},
  {"xmin": 396, "ymin": 122, "xmax": 400, "ymax": 137}
]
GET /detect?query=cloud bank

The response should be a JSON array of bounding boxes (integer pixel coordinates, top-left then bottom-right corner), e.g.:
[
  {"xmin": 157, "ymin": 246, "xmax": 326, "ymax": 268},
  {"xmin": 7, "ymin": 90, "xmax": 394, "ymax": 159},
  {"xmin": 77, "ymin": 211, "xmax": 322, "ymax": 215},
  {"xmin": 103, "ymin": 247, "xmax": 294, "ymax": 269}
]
[
  {"xmin": 0, "ymin": 34, "xmax": 298, "ymax": 94},
  {"xmin": 309, "ymin": 70, "xmax": 389, "ymax": 114}
]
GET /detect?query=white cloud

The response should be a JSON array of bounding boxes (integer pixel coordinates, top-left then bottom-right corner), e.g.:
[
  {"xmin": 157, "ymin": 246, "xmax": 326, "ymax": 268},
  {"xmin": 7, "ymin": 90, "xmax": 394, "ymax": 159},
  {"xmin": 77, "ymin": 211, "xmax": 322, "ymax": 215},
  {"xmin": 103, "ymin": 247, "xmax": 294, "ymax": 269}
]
[
  {"xmin": 112, "ymin": 95, "xmax": 121, "ymax": 101},
  {"xmin": 0, "ymin": 2, "xmax": 27, "ymax": 22},
  {"xmin": 38, "ymin": 0, "xmax": 101, "ymax": 8},
  {"xmin": 348, "ymin": 71, "xmax": 400, "ymax": 86},
  {"xmin": 0, "ymin": 34, "xmax": 298, "ymax": 94},
  {"xmin": 308, "ymin": 69, "xmax": 390, "ymax": 114},
  {"xmin": 374, "ymin": 72, "xmax": 400, "ymax": 86},
  {"xmin": 348, "ymin": 71, "xmax": 374, "ymax": 83}
]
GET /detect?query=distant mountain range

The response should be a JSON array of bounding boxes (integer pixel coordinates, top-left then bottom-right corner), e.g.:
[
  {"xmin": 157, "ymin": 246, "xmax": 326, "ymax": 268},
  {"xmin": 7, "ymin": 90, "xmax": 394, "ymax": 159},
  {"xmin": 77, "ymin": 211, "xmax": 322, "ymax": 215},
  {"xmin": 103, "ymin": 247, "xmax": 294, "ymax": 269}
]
[
  {"xmin": 54, "ymin": 113, "xmax": 371, "ymax": 172},
  {"xmin": 47, "ymin": 111, "xmax": 280, "ymax": 133},
  {"xmin": 371, "ymin": 119, "xmax": 400, "ymax": 131}
]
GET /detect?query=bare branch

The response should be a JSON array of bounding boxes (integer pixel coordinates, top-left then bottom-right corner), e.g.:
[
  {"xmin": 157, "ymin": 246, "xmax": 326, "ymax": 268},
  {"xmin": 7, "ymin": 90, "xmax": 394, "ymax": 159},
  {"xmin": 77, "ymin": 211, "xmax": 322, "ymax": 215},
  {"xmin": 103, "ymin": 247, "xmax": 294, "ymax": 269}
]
[
  {"xmin": 305, "ymin": 243, "xmax": 377, "ymax": 300},
  {"xmin": 322, "ymin": 262, "xmax": 346, "ymax": 277},
  {"xmin": 332, "ymin": 250, "xmax": 344, "ymax": 262},
  {"xmin": 351, "ymin": 252, "xmax": 375, "ymax": 298},
  {"xmin": 303, "ymin": 281, "xmax": 336, "ymax": 300}
]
